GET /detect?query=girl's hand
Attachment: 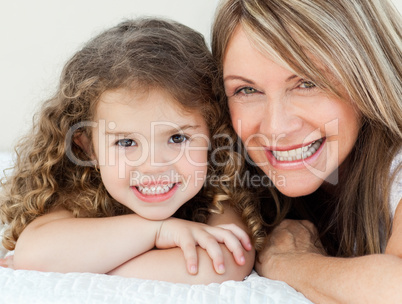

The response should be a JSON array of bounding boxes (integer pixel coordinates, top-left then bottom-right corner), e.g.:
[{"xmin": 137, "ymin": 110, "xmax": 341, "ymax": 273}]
[
  {"xmin": 0, "ymin": 255, "xmax": 15, "ymax": 269},
  {"xmin": 255, "ymin": 219, "xmax": 325, "ymax": 280},
  {"xmin": 155, "ymin": 218, "xmax": 252, "ymax": 275}
]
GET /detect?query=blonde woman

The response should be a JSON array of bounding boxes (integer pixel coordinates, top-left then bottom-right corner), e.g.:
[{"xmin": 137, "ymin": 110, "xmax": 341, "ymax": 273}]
[{"xmin": 212, "ymin": 0, "xmax": 402, "ymax": 302}]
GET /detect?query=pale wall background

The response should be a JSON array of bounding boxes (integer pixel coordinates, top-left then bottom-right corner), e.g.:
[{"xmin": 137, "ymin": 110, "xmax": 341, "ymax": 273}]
[
  {"xmin": 1, "ymin": 0, "xmax": 401, "ymax": 152},
  {"xmin": 0, "ymin": 0, "xmax": 220, "ymax": 152}
]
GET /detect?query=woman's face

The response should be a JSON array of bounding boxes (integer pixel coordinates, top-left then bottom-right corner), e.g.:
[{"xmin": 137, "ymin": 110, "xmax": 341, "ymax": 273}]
[{"xmin": 223, "ymin": 26, "xmax": 361, "ymax": 197}]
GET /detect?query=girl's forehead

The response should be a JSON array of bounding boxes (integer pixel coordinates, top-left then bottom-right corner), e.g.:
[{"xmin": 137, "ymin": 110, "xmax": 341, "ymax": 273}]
[{"xmin": 96, "ymin": 87, "xmax": 206, "ymax": 120}]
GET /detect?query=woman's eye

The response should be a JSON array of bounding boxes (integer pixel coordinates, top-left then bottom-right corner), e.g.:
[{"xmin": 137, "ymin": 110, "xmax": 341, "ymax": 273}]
[
  {"xmin": 169, "ymin": 134, "xmax": 188, "ymax": 144},
  {"xmin": 236, "ymin": 87, "xmax": 257, "ymax": 95},
  {"xmin": 299, "ymin": 80, "xmax": 316, "ymax": 89},
  {"xmin": 116, "ymin": 139, "xmax": 136, "ymax": 147}
]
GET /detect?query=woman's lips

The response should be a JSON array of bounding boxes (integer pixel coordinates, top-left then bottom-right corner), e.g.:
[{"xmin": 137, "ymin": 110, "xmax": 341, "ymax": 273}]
[
  {"xmin": 265, "ymin": 138, "xmax": 326, "ymax": 169},
  {"xmin": 271, "ymin": 138, "xmax": 324, "ymax": 162}
]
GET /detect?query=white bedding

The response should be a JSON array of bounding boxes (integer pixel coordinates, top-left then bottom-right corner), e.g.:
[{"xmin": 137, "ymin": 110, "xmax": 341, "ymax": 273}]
[
  {"xmin": 0, "ymin": 267, "xmax": 313, "ymax": 304},
  {"xmin": 0, "ymin": 151, "xmax": 313, "ymax": 304}
]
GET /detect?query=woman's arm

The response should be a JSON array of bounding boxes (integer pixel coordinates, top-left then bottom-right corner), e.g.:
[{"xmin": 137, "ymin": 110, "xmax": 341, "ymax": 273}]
[
  {"xmin": 108, "ymin": 203, "xmax": 255, "ymax": 284},
  {"xmin": 255, "ymin": 212, "xmax": 402, "ymax": 304}
]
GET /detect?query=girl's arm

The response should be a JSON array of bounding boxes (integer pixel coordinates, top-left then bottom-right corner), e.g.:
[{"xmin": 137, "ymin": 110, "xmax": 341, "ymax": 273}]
[
  {"xmin": 13, "ymin": 209, "xmax": 160, "ymax": 273},
  {"xmin": 0, "ymin": 256, "xmax": 13, "ymax": 268},
  {"xmin": 255, "ymin": 202, "xmax": 402, "ymax": 304},
  {"xmin": 108, "ymin": 202, "xmax": 256, "ymax": 284},
  {"xmin": 13, "ymin": 208, "xmax": 250, "ymax": 275}
]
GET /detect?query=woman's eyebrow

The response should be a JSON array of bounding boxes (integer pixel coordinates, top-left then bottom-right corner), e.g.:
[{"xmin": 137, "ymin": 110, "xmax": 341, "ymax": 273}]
[
  {"xmin": 223, "ymin": 75, "xmax": 255, "ymax": 84},
  {"xmin": 224, "ymin": 74, "xmax": 299, "ymax": 83},
  {"xmin": 285, "ymin": 75, "xmax": 298, "ymax": 82}
]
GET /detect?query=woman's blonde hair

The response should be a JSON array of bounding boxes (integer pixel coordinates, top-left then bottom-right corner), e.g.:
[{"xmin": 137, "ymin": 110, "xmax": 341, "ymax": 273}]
[
  {"xmin": 212, "ymin": 0, "xmax": 402, "ymax": 256},
  {"xmin": 0, "ymin": 18, "xmax": 250, "ymax": 251}
]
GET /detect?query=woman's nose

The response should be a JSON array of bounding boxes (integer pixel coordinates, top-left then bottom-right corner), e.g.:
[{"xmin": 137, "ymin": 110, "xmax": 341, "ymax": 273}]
[{"xmin": 259, "ymin": 96, "xmax": 303, "ymax": 139}]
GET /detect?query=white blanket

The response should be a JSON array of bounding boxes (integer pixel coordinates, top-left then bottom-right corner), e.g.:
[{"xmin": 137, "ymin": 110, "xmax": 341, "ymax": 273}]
[
  {"xmin": 0, "ymin": 267, "xmax": 312, "ymax": 304},
  {"xmin": 0, "ymin": 151, "xmax": 312, "ymax": 304}
]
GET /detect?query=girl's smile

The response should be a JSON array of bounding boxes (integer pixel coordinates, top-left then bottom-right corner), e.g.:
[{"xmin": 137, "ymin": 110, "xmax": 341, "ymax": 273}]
[
  {"xmin": 135, "ymin": 183, "xmax": 176, "ymax": 196},
  {"xmin": 131, "ymin": 182, "xmax": 179, "ymax": 203}
]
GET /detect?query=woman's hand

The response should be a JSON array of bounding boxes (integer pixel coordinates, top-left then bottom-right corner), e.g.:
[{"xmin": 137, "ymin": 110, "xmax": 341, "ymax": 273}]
[
  {"xmin": 255, "ymin": 219, "xmax": 325, "ymax": 280},
  {"xmin": 155, "ymin": 218, "xmax": 252, "ymax": 275}
]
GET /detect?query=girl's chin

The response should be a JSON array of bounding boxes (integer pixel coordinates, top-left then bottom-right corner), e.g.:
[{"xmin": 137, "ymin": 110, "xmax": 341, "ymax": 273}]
[{"xmin": 135, "ymin": 211, "xmax": 174, "ymax": 221}]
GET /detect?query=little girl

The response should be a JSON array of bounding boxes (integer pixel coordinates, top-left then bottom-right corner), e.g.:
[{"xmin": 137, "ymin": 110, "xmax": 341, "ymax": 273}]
[{"xmin": 0, "ymin": 18, "xmax": 256, "ymax": 284}]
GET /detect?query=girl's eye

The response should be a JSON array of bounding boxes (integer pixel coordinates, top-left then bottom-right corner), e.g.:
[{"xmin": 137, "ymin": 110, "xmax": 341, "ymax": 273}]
[
  {"xmin": 116, "ymin": 139, "xmax": 136, "ymax": 147},
  {"xmin": 169, "ymin": 134, "xmax": 189, "ymax": 144},
  {"xmin": 236, "ymin": 86, "xmax": 258, "ymax": 95},
  {"xmin": 299, "ymin": 80, "xmax": 316, "ymax": 89}
]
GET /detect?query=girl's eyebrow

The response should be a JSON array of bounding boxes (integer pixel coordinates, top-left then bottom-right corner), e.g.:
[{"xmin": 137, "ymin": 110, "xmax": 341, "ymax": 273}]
[
  {"xmin": 104, "ymin": 131, "xmax": 134, "ymax": 136},
  {"xmin": 159, "ymin": 124, "xmax": 202, "ymax": 136},
  {"xmin": 103, "ymin": 124, "xmax": 202, "ymax": 136}
]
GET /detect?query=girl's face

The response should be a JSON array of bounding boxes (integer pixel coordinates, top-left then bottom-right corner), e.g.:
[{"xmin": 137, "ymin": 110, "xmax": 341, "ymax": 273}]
[
  {"xmin": 91, "ymin": 88, "xmax": 209, "ymax": 220},
  {"xmin": 223, "ymin": 26, "xmax": 361, "ymax": 197}
]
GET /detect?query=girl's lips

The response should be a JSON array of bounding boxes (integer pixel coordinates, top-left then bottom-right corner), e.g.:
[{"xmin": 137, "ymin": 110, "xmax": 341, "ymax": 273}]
[
  {"xmin": 131, "ymin": 183, "xmax": 179, "ymax": 203},
  {"xmin": 139, "ymin": 181, "xmax": 174, "ymax": 187},
  {"xmin": 265, "ymin": 138, "xmax": 326, "ymax": 169}
]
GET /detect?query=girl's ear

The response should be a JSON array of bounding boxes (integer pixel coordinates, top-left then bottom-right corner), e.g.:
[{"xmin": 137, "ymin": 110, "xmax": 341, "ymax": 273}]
[{"xmin": 73, "ymin": 131, "xmax": 95, "ymax": 160}]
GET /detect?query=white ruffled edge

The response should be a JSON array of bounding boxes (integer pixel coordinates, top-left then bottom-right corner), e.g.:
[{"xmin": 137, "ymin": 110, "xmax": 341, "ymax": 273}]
[
  {"xmin": 390, "ymin": 150, "xmax": 402, "ymax": 216},
  {"xmin": 0, "ymin": 225, "xmax": 8, "ymax": 259}
]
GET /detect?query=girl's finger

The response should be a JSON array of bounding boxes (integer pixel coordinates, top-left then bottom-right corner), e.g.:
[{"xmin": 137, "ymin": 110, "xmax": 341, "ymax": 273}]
[
  {"xmin": 179, "ymin": 236, "xmax": 198, "ymax": 275},
  {"xmin": 214, "ymin": 224, "xmax": 252, "ymax": 251},
  {"xmin": 209, "ymin": 228, "xmax": 247, "ymax": 266},
  {"xmin": 196, "ymin": 233, "xmax": 226, "ymax": 274}
]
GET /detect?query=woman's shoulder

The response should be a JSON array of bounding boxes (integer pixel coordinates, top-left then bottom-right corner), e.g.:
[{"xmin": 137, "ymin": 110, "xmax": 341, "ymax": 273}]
[{"xmin": 390, "ymin": 149, "xmax": 402, "ymax": 216}]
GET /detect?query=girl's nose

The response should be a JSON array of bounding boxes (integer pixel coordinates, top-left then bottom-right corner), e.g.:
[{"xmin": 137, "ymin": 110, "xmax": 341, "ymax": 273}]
[{"xmin": 137, "ymin": 143, "xmax": 179, "ymax": 175}]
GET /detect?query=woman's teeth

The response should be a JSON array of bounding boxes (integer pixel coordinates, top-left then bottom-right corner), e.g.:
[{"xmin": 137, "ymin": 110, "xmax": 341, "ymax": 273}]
[
  {"xmin": 272, "ymin": 139, "xmax": 323, "ymax": 161},
  {"xmin": 137, "ymin": 184, "xmax": 175, "ymax": 195}
]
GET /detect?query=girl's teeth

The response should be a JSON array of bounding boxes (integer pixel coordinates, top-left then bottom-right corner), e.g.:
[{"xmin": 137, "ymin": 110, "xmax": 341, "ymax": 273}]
[
  {"xmin": 272, "ymin": 139, "xmax": 323, "ymax": 162},
  {"xmin": 137, "ymin": 184, "xmax": 174, "ymax": 195}
]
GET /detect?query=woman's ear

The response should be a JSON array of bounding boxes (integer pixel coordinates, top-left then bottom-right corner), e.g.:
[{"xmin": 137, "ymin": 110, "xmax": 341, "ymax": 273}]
[{"xmin": 73, "ymin": 131, "xmax": 95, "ymax": 160}]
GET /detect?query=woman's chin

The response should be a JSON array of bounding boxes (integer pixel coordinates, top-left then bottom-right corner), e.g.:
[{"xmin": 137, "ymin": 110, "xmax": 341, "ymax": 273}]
[{"xmin": 273, "ymin": 180, "xmax": 322, "ymax": 198}]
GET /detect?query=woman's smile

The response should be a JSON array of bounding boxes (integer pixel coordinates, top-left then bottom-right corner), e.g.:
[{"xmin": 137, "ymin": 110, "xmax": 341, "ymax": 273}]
[{"xmin": 269, "ymin": 138, "xmax": 324, "ymax": 162}]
